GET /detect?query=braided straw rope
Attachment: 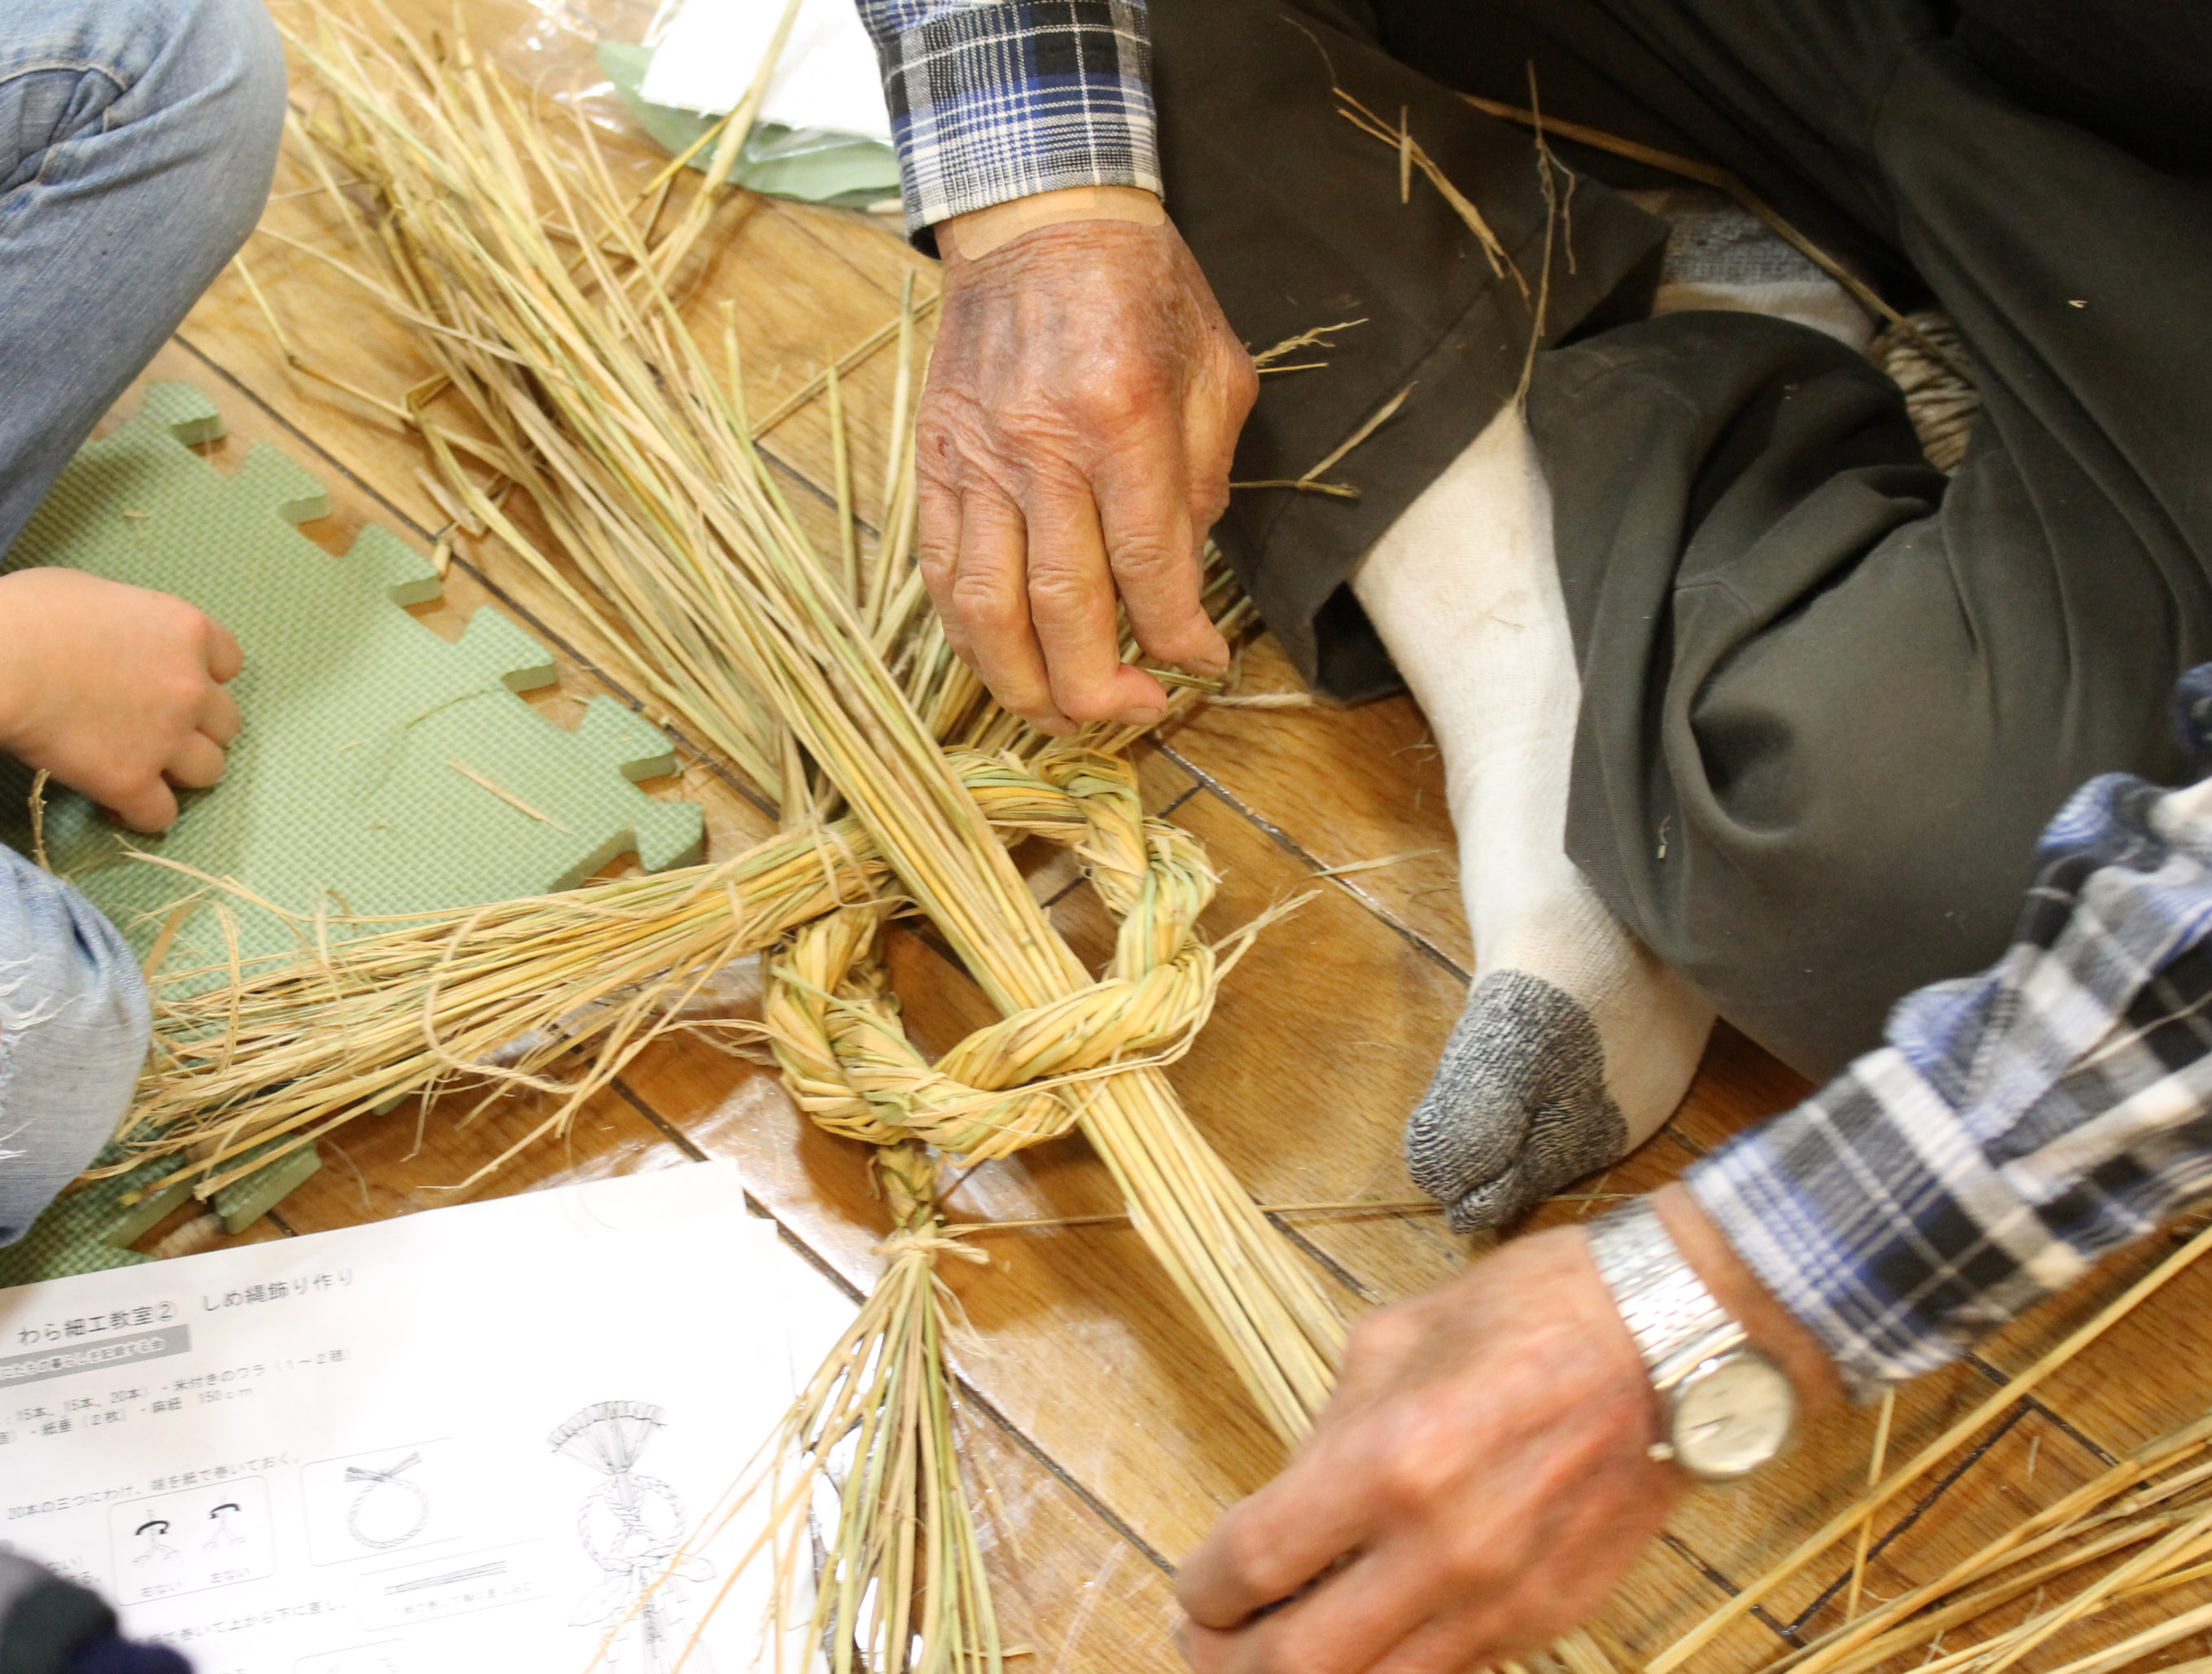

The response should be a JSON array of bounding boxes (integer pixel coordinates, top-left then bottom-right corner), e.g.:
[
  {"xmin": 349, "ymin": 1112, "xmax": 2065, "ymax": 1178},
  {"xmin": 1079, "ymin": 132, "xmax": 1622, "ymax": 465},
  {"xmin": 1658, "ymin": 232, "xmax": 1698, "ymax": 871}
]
[
  {"xmin": 766, "ymin": 748, "xmax": 1231, "ymax": 1162},
  {"xmin": 871, "ymin": 1140, "xmax": 988, "ymax": 1268},
  {"xmin": 120, "ymin": 750, "xmax": 1168, "ymax": 1195}
]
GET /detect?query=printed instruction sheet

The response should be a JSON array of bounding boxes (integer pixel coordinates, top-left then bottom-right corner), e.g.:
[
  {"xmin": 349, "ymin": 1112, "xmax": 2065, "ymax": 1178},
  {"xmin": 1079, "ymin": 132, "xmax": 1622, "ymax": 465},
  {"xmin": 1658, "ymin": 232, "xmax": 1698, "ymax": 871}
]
[{"xmin": 0, "ymin": 1161, "xmax": 853, "ymax": 1673}]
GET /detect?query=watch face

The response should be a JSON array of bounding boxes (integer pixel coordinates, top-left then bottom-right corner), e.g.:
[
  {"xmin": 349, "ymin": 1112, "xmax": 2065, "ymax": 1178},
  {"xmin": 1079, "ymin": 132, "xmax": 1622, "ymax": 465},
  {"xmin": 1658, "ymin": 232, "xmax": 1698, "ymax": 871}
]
[{"xmin": 1670, "ymin": 1353, "xmax": 1795, "ymax": 1481}]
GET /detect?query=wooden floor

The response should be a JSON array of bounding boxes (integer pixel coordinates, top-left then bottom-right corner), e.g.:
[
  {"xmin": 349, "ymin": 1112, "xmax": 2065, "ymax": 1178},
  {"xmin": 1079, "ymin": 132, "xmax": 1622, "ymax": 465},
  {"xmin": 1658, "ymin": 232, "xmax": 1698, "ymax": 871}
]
[{"xmin": 103, "ymin": 4, "xmax": 2212, "ymax": 1667}]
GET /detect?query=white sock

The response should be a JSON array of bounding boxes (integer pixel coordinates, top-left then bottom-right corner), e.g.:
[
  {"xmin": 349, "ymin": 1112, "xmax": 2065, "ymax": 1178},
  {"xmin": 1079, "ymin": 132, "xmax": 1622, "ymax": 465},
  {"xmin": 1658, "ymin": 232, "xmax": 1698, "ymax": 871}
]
[{"xmin": 1353, "ymin": 402, "xmax": 1715, "ymax": 1229}]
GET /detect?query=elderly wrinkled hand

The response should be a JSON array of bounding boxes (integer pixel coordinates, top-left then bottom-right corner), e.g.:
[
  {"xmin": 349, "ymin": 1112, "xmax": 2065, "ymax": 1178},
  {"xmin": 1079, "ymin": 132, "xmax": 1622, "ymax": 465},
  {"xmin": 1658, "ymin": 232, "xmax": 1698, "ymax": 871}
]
[
  {"xmin": 1176, "ymin": 1187, "xmax": 1841, "ymax": 1674},
  {"xmin": 917, "ymin": 204, "xmax": 1255, "ymax": 734},
  {"xmin": 1176, "ymin": 1225, "xmax": 1681, "ymax": 1674}
]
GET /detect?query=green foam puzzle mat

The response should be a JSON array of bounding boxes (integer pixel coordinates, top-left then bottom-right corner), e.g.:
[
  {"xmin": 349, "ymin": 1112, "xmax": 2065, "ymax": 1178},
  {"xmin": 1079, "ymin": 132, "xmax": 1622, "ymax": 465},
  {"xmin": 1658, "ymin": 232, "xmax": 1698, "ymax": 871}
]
[
  {"xmin": 0, "ymin": 1152, "xmax": 193, "ymax": 1289},
  {"xmin": 0, "ymin": 383, "xmax": 703, "ymax": 959},
  {"xmin": 0, "ymin": 1137, "xmax": 320, "ymax": 1291},
  {"xmin": 0, "ymin": 383, "xmax": 704, "ymax": 1279}
]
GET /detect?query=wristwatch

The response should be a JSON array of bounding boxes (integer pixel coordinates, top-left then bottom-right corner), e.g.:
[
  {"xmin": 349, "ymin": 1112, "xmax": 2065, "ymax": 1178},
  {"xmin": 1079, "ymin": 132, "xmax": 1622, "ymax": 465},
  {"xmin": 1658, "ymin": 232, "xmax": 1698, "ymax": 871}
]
[{"xmin": 1587, "ymin": 1199, "xmax": 1795, "ymax": 1483}]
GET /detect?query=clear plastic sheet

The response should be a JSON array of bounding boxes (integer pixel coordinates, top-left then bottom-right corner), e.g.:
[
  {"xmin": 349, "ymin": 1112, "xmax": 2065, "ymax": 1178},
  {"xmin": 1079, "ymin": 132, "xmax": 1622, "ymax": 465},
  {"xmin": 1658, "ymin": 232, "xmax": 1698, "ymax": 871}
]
[{"xmin": 497, "ymin": 0, "xmax": 901, "ymax": 208}]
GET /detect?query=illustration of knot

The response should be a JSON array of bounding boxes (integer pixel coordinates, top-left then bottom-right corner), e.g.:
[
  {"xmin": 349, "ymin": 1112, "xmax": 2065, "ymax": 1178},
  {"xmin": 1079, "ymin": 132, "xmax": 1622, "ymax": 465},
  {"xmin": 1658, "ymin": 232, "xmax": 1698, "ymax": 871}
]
[
  {"xmin": 765, "ymin": 748, "xmax": 1224, "ymax": 1162},
  {"xmin": 344, "ymin": 1452, "xmax": 430, "ymax": 1549}
]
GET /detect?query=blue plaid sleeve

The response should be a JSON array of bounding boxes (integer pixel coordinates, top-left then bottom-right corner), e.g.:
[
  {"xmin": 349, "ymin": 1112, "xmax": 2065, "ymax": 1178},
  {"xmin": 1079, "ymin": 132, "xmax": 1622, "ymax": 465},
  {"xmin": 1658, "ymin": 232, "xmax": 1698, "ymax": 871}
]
[
  {"xmin": 854, "ymin": 0, "xmax": 1160, "ymax": 247},
  {"xmin": 1691, "ymin": 666, "xmax": 2212, "ymax": 1396}
]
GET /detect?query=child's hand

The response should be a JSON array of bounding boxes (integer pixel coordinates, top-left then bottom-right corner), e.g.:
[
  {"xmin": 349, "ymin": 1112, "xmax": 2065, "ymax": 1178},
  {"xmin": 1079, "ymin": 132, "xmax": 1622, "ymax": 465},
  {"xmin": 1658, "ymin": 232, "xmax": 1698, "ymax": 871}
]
[{"xmin": 0, "ymin": 568, "xmax": 243, "ymax": 833}]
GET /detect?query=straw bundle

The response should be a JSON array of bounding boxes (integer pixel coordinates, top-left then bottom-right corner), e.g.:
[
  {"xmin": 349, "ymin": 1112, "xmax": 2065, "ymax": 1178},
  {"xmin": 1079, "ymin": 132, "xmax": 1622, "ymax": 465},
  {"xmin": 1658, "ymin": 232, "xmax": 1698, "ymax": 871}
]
[
  {"xmin": 90, "ymin": 7, "xmax": 1353, "ymax": 1662},
  {"xmin": 113, "ymin": 752, "xmax": 1094, "ymax": 1199},
  {"xmin": 799, "ymin": 1146, "xmax": 999, "ymax": 1674},
  {"xmin": 256, "ymin": 0, "xmax": 1342, "ymax": 1445},
  {"xmin": 191, "ymin": 10, "xmax": 1347, "ymax": 1662},
  {"xmin": 620, "ymin": 1145, "xmax": 1000, "ymax": 1674},
  {"xmin": 1772, "ymin": 1405, "xmax": 2212, "ymax": 1674},
  {"xmin": 1693, "ymin": 1404, "xmax": 2212, "ymax": 1674}
]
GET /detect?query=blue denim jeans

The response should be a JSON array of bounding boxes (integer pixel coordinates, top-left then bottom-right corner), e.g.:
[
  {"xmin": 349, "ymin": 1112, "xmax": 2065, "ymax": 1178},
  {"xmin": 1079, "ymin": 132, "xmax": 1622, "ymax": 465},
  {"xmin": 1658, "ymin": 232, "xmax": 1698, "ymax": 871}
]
[{"xmin": 0, "ymin": 0, "xmax": 284, "ymax": 1247}]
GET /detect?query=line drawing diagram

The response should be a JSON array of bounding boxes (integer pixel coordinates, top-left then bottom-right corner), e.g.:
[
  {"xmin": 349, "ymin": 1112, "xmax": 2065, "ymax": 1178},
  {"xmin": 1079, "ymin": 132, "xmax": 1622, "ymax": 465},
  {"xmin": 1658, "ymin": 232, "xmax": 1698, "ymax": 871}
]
[
  {"xmin": 550, "ymin": 1400, "xmax": 712, "ymax": 1674},
  {"xmin": 205, "ymin": 1501, "xmax": 247, "ymax": 1550},
  {"xmin": 111, "ymin": 1478, "xmax": 277, "ymax": 1598},
  {"xmin": 344, "ymin": 1453, "xmax": 431, "ymax": 1551},
  {"xmin": 132, "ymin": 1519, "xmax": 178, "ymax": 1566}
]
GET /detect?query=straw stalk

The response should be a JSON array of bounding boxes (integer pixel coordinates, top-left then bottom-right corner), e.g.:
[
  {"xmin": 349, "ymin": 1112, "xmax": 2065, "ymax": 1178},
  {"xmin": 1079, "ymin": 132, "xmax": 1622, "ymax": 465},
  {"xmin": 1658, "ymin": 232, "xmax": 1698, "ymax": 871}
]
[{"xmin": 266, "ymin": 0, "xmax": 1343, "ymax": 1447}]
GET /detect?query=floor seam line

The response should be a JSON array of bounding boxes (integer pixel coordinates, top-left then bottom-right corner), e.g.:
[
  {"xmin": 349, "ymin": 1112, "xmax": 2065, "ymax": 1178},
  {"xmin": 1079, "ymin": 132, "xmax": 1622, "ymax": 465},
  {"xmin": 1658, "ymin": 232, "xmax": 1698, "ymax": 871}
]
[
  {"xmin": 1961, "ymin": 1354, "xmax": 2120, "ymax": 1467},
  {"xmin": 613, "ymin": 1077, "xmax": 712, "ymax": 1163},
  {"xmin": 1784, "ymin": 1402, "xmax": 2036, "ymax": 1634},
  {"xmin": 1656, "ymin": 1531, "xmax": 1797, "ymax": 1643},
  {"xmin": 1267, "ymin": 1214, "xmax": 1378, "ymax": 1302},
  {"xmin": 1155, "ymin": 740, "xmax": 1470, "ymax": 984}
]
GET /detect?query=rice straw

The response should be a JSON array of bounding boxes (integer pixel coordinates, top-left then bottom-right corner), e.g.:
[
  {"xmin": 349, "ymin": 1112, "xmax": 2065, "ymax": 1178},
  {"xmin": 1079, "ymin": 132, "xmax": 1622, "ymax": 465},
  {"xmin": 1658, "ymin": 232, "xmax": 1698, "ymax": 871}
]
[{"xmin": 271, "ymin": 0, "xmax": 1344, "ymax": 1452}]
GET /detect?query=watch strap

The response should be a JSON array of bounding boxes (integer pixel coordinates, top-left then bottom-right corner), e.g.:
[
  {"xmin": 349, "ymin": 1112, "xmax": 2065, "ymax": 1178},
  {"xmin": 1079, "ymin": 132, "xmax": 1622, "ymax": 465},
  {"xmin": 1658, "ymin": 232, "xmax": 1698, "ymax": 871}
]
[{"xmin": 1588, "ymin": 1199, "xmax": 1747, "ymax": 1396}]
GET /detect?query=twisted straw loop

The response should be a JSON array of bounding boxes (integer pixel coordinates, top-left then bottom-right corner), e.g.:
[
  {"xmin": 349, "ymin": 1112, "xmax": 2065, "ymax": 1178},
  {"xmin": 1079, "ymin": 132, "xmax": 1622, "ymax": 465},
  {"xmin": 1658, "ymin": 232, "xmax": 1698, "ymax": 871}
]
[{"xmin": 765, "ymin": 748, "xmax": 1222, "ymax": 1160}]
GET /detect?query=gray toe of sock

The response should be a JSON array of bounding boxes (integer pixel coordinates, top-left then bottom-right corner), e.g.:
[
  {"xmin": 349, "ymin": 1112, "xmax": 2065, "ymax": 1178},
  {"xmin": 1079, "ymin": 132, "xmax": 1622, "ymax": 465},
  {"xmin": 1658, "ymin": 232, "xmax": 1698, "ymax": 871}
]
[
  {"xmin": 1406, "ymin": 970, "xmax": 1631, "ymax": 1233},
  {"xmin": 1448, "ymin": 1163, "xmax": 1544, "ymax": 1231}
]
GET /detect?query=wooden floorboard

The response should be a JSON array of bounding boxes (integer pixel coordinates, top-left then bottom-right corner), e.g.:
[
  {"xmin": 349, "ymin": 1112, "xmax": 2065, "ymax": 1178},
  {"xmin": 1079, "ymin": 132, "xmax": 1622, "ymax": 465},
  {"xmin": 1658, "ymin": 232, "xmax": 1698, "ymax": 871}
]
[{"xmin": 75, "ymin": 7, "xmax": 2212, "ymax": 1667}]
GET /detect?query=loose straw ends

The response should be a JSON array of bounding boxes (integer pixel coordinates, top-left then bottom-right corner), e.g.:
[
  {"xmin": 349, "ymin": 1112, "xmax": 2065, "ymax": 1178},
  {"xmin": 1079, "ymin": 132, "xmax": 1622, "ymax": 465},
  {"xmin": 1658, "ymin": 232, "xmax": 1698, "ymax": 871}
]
[
  {"xmin": 1652, "ymin": 1219, "xmax": 2212, "ymax": 1672},
  {"xmin": 272, "ymin": 0, "xmax": 1347, "ymax": 1448}
]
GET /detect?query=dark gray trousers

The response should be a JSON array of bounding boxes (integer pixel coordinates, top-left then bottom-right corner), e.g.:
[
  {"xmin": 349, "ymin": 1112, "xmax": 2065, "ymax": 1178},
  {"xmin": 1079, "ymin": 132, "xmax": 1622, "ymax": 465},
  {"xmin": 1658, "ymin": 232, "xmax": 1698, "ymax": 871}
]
[{"xmin": 1157, "ymin": 0, "xmax": 2212, "ymax": 1079}]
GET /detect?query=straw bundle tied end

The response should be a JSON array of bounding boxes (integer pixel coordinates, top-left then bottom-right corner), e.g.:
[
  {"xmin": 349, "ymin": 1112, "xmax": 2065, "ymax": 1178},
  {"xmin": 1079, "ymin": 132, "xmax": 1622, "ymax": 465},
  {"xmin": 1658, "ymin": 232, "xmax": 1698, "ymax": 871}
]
[
  {"xmin": 601, "ymin": 1144, "xmax": 1003, "ymax": 1674},
  {"xmin": 1449, "ymin": 90, "xmax": 1975, "ymax": 385}
]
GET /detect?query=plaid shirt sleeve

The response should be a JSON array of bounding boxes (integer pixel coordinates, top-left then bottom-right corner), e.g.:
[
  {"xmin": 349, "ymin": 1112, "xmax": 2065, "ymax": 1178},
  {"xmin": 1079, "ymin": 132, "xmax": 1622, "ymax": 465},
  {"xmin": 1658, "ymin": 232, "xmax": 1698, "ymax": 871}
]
[
  {"xmin": 854, "ymin": 0, "xmax": 1160, "ymax": 246},
  {"xmin": 1691, "ymin": 665, "xmax": 2212, "ymax": 1396}
]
